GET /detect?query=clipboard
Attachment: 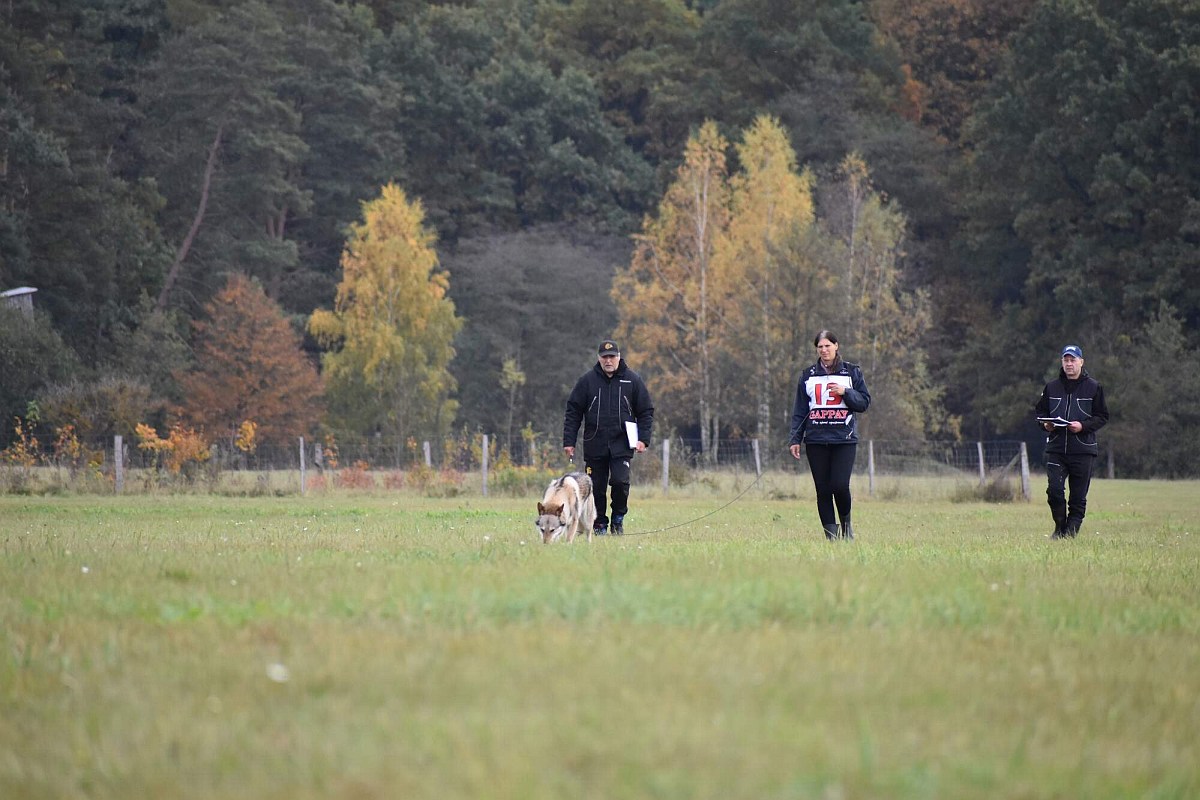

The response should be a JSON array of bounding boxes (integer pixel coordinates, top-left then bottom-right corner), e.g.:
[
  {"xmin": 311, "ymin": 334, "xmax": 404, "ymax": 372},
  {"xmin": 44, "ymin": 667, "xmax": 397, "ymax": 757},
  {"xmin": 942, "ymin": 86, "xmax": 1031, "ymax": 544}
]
[
  {"xmin": 1037, "ymin": 416, "xmax": 1071, "ymax": 427},
  {"xmin": 625, "ymin": 421, "xmax": 639, "ymax": 448}
]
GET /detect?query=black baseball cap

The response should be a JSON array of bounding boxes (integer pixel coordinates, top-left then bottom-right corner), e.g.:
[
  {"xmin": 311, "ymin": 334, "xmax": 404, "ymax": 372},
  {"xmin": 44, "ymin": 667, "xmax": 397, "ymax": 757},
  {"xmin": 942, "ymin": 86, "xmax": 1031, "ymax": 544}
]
[
  {"xmin": 1061, "ymin": 345, "xmax": 1083, "ymax": 358},
  {"xmin": 598, "ymin": 339, "xmax": 620, "ymax": 355}
]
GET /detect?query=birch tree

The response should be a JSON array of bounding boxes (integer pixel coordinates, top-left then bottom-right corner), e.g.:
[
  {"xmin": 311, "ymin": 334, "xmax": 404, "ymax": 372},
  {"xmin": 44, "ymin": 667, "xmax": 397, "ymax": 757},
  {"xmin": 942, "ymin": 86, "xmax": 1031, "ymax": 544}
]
[
  {"xmin": 613, "ymin": 121, "xmax": 732, "ymax": 460},
  {"xmin": 499, "ymin": 356, "xmax": 526, "ymax": 456},
  {"xmin": 720, "ymin": 115, "xmax": 816, "ymax": 448},
  {"xmin": 823, "ymin": 154, "xmax": 953, "ymax": 438}
]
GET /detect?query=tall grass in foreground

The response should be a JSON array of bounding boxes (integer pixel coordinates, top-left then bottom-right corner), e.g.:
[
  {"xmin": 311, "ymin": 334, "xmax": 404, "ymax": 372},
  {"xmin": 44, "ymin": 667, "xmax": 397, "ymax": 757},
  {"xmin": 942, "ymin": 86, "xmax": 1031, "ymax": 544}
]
[{"xmin": 1, "ymin": 479, "xmax": 1197, "ymax": 799}]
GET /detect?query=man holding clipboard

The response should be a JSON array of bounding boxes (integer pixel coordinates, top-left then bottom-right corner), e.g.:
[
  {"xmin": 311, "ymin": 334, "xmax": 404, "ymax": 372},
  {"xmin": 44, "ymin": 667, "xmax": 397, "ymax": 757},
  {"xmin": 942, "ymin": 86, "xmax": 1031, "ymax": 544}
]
[
  {"xmin": 564, "ymin": 339, "xmax": 655, "ymax": 535},
  {"xmin": 1034, "ymin": 344, "xmax": 1109, "ymax": 539}
]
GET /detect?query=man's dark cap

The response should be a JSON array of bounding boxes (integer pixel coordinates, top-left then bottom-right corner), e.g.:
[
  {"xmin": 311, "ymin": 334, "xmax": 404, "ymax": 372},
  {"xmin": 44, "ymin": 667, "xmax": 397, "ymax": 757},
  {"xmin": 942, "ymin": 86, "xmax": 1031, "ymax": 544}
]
[
  {"xmin": 1061, "ymin": 345, "xmax": 1083, "ymax": 358},
  {"xmin": 598, "ymin": 339, "xmax": 620, "ymax": 355}
]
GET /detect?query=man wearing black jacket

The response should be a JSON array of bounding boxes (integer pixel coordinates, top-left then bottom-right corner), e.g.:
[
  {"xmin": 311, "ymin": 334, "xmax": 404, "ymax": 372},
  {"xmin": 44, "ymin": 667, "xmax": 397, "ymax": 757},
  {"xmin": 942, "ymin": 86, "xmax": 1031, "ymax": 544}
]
[
  {"xmin": 1034, "ymin": 344, "xmax": 1110, "ymax": 539},
  {"xmin": 563, "ymin": 339, "xmax": 654, "ymax": 535}
]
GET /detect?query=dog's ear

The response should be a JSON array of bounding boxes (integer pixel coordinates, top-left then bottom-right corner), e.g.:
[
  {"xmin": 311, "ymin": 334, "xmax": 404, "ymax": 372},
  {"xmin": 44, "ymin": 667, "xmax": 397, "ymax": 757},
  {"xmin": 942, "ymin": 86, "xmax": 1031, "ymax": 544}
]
[{"xmin": 537, "ymin": 502, "xmax": 546, "ymax": 515}]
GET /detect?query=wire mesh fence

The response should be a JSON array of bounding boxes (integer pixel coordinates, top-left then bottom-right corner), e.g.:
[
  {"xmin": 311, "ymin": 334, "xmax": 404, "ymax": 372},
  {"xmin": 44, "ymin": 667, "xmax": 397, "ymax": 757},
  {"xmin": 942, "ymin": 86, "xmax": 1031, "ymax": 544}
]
[
  {"xmin": 636, "ymin": 437, "xmax": 1030, "ymax": 497},
  {"xmin": 661, "ymin": 437, "xmax": 1027, "ymax": 475},
  {"xmin": 1, "ymin": 431, "xmax": 1032, "ymax": 497}
]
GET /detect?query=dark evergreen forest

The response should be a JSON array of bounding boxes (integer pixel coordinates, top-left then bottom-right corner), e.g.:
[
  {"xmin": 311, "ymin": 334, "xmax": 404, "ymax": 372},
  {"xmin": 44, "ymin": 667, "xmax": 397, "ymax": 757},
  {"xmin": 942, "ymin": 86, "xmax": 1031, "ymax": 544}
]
[{"xmin": 1, "ymin": 0, "xmax": 1197, "ymax": 475}]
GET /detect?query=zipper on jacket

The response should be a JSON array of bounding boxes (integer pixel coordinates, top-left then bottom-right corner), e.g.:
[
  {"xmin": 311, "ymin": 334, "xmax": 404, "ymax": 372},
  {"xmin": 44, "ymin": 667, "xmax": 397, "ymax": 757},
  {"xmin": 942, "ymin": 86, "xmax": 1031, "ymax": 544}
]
[{"xmin": 1070, "ymin": 386, "xmax": 1080, "ymax": 450}]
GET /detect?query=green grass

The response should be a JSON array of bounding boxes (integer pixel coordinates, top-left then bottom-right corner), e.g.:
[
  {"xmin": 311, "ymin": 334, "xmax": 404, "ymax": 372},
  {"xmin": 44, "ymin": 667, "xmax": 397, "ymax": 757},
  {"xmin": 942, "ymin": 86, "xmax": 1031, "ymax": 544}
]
[{"xmin": 2, "ymin": 479, "xmax": 1198, "ymax": 799}]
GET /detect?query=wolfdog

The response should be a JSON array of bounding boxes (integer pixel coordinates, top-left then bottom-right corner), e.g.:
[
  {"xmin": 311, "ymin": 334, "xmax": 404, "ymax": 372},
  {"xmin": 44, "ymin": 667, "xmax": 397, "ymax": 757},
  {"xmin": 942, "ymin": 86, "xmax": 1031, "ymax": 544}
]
[{"xmin": 535, "ymin": 472, "xmax": 597, "ymax": 543}]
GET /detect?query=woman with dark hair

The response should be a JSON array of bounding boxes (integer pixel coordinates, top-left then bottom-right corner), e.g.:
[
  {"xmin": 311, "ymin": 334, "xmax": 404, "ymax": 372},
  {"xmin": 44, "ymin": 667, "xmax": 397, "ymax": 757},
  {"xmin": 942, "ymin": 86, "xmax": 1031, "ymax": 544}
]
[{"xmin": 788, "ymin": 331, "xmax": 871, "ymax": 540}]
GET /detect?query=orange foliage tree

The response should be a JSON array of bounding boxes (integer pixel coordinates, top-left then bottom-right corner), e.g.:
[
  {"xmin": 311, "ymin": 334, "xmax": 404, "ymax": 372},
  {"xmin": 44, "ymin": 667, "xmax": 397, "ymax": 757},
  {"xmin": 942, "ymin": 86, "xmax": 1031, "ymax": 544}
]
[
  {"xmin": 135, "ymin": 422, "xmax": 211, "ymax": 476},
  {"xmin": 177, "ymin": 274, "xmax": 322, "ymax": 444}
]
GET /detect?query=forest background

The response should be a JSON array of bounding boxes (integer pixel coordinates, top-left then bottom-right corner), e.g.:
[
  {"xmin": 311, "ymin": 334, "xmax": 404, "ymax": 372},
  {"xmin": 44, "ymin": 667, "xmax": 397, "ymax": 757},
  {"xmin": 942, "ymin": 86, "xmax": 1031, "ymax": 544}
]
[{"xmin": 1, "ymin": 0, "xmax": 1197, "ymax": 477}]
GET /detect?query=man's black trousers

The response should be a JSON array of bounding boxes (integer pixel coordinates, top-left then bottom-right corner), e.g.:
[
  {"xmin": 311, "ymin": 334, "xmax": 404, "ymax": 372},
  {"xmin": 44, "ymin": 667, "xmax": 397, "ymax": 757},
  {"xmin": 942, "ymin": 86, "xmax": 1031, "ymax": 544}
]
[
  {"xmin": 586, "ymin": 456, "xmax": 631, "ymax": 527},
  {"xmin": 1046, "ymin": 452, "xmax": 1096, "ymax": 530}
]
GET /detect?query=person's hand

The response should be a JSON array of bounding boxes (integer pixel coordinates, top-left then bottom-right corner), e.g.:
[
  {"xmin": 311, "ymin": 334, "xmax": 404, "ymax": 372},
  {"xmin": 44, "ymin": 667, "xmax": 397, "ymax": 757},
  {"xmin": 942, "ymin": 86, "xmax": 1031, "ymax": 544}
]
[
  {"xmin": 564, "ymin": 446, "xmax": 575, "ymax": 459},
  {"xmin": 830, "ymin": 383, "xmax": 845, "ymax": 398},
  {"xmin": 1043, "ymin": 422, "xmax": 1055, "ymax": 432},
  {"xmin": 1067, "ymin": 421, "xmax": 1083, "ymax": 433},
  {"xmin": 635, "ymin": 441, "xmax": 646, "ymax": 453},
  {"xmin": 789, "ymin": 444, "xmax": 802, "ymax": 459}
]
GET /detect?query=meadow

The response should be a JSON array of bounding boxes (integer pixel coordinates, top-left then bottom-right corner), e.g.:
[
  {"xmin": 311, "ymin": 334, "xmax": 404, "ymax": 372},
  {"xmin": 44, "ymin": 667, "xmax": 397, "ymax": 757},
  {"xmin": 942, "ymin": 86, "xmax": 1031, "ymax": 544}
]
[{"xmin": 2, "ymin": 476, "xmax": 1197, "ymax": 799}]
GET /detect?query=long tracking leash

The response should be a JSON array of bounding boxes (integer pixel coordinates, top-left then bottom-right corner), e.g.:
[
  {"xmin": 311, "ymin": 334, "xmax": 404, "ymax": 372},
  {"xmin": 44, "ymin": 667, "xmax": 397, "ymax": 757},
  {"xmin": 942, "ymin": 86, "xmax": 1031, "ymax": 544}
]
[{"xmin": 601, "ymin": 471, "xmax": 765, "ymax": 538}]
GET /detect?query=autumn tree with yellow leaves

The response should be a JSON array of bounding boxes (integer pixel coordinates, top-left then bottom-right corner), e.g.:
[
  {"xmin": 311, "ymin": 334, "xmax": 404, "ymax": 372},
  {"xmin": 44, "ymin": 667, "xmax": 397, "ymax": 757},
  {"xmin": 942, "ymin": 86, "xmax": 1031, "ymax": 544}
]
[
  {"xmin": 617, "ymin": 116, "xmax": 827, "ymax": 459},
  {"xmin": 614, "ymin": 121, "xmax": 734, "ymax": 461},
  {"xmin": 719, "ymin": 116, "xmax": 818, "ymax": 449},
  {"xmin": 308, "ymin": 183, "xmax": 462, "ymax": 445},
  {"xmin": 617, "ymin": 119, "xmax": 952, "ymax": 450},
  {"xmin": 821, "ymin": 153, "xmax": 956, "ymax": 439}
]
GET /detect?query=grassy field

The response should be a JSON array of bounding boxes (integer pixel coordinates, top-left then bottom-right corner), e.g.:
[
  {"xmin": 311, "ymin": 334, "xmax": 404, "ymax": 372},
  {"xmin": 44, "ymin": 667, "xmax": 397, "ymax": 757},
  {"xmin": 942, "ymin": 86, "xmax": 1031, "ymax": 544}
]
[{"xmin": 2, "ymin": 477, "xmax": 1197, "ymax": 799}]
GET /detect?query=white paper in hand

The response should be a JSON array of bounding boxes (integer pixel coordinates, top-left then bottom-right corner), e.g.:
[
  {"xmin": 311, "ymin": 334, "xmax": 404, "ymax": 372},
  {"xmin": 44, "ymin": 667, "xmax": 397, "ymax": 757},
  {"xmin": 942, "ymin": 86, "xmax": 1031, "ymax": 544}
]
[{"xmin": 625, "ymin": 421, "xmax": 639, "ymax": 448}]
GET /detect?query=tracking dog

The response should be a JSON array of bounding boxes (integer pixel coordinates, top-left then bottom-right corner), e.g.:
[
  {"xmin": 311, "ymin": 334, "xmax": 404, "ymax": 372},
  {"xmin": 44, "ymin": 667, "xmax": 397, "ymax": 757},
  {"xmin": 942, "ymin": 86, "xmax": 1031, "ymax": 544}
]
[{"xmin": 535, "ymin": 472, "xmax": 597, "ymax": 543}]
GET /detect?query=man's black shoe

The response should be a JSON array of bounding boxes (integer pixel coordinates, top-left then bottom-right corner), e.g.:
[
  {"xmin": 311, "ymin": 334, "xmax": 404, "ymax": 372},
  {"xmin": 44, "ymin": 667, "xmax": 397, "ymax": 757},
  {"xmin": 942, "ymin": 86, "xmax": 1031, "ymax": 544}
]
[
  {"xmin": 611, "ymin": 521, "xmax": 623, "ymax": 535},
  {"xmin": 593, "ymin": 524, "xmax": 608, "ymax": 536}
]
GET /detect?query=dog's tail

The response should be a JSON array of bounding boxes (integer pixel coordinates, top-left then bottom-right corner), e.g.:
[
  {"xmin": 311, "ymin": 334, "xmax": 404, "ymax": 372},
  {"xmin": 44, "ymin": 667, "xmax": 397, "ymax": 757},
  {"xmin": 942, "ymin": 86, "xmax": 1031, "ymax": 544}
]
[{"xmin": 570, "ymin": 471, "xmax": 593, "ymax": 503}]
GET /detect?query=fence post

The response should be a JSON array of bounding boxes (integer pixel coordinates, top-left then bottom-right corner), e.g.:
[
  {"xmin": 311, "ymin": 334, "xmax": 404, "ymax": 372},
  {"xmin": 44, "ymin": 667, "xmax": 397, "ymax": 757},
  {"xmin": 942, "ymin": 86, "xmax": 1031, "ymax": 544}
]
[
  {"xmin": 867, "ymin": 440, "xmax": 875, "ymax": 497},
  {"xmin": 114, "ymin": 434, "xmax": 124, "ymax": 494},
  {"xmin": 751, "ymin": 438, "xmax": 762, "ymax": 477},
  {"xmin": 299, "ymin": 436, "xmax": 306, "ymax": 496},
  {"xmin": 977, "ymin": 442, "xmax": 986, "ymax": 485},
  {"xmin": 662, "ymin": 439, "xmax": 670, "ymax": 495},
  {"xmin": 1019, "ymin": 441, "xmax": 1031, "ymax": 500},
  {"xmin": 423, "ymin": 440, "xmax": 432, "ymax": 468},
  {"xmin": 481, "ymin": 433, "xmax": 489, "ymax": 497},
  {"xmin": 1107, "ymin": 445, "xmax": 1114, "ymax": 479}
]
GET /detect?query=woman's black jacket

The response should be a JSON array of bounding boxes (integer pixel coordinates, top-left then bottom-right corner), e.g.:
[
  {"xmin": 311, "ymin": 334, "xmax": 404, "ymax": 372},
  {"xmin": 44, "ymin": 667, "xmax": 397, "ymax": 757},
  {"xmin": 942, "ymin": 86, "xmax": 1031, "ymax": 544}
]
[{"xmin": 789, "ymin": 360, "xmax": 871, "ymax": 446}]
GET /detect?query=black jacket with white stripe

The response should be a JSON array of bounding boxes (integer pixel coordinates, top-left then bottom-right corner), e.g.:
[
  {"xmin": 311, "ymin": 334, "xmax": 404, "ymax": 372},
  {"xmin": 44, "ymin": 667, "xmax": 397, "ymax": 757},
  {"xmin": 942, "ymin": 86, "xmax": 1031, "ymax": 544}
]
[{"xmin": 1035, "ymin": 369, "xmax": 1109, "ymax": 456}]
